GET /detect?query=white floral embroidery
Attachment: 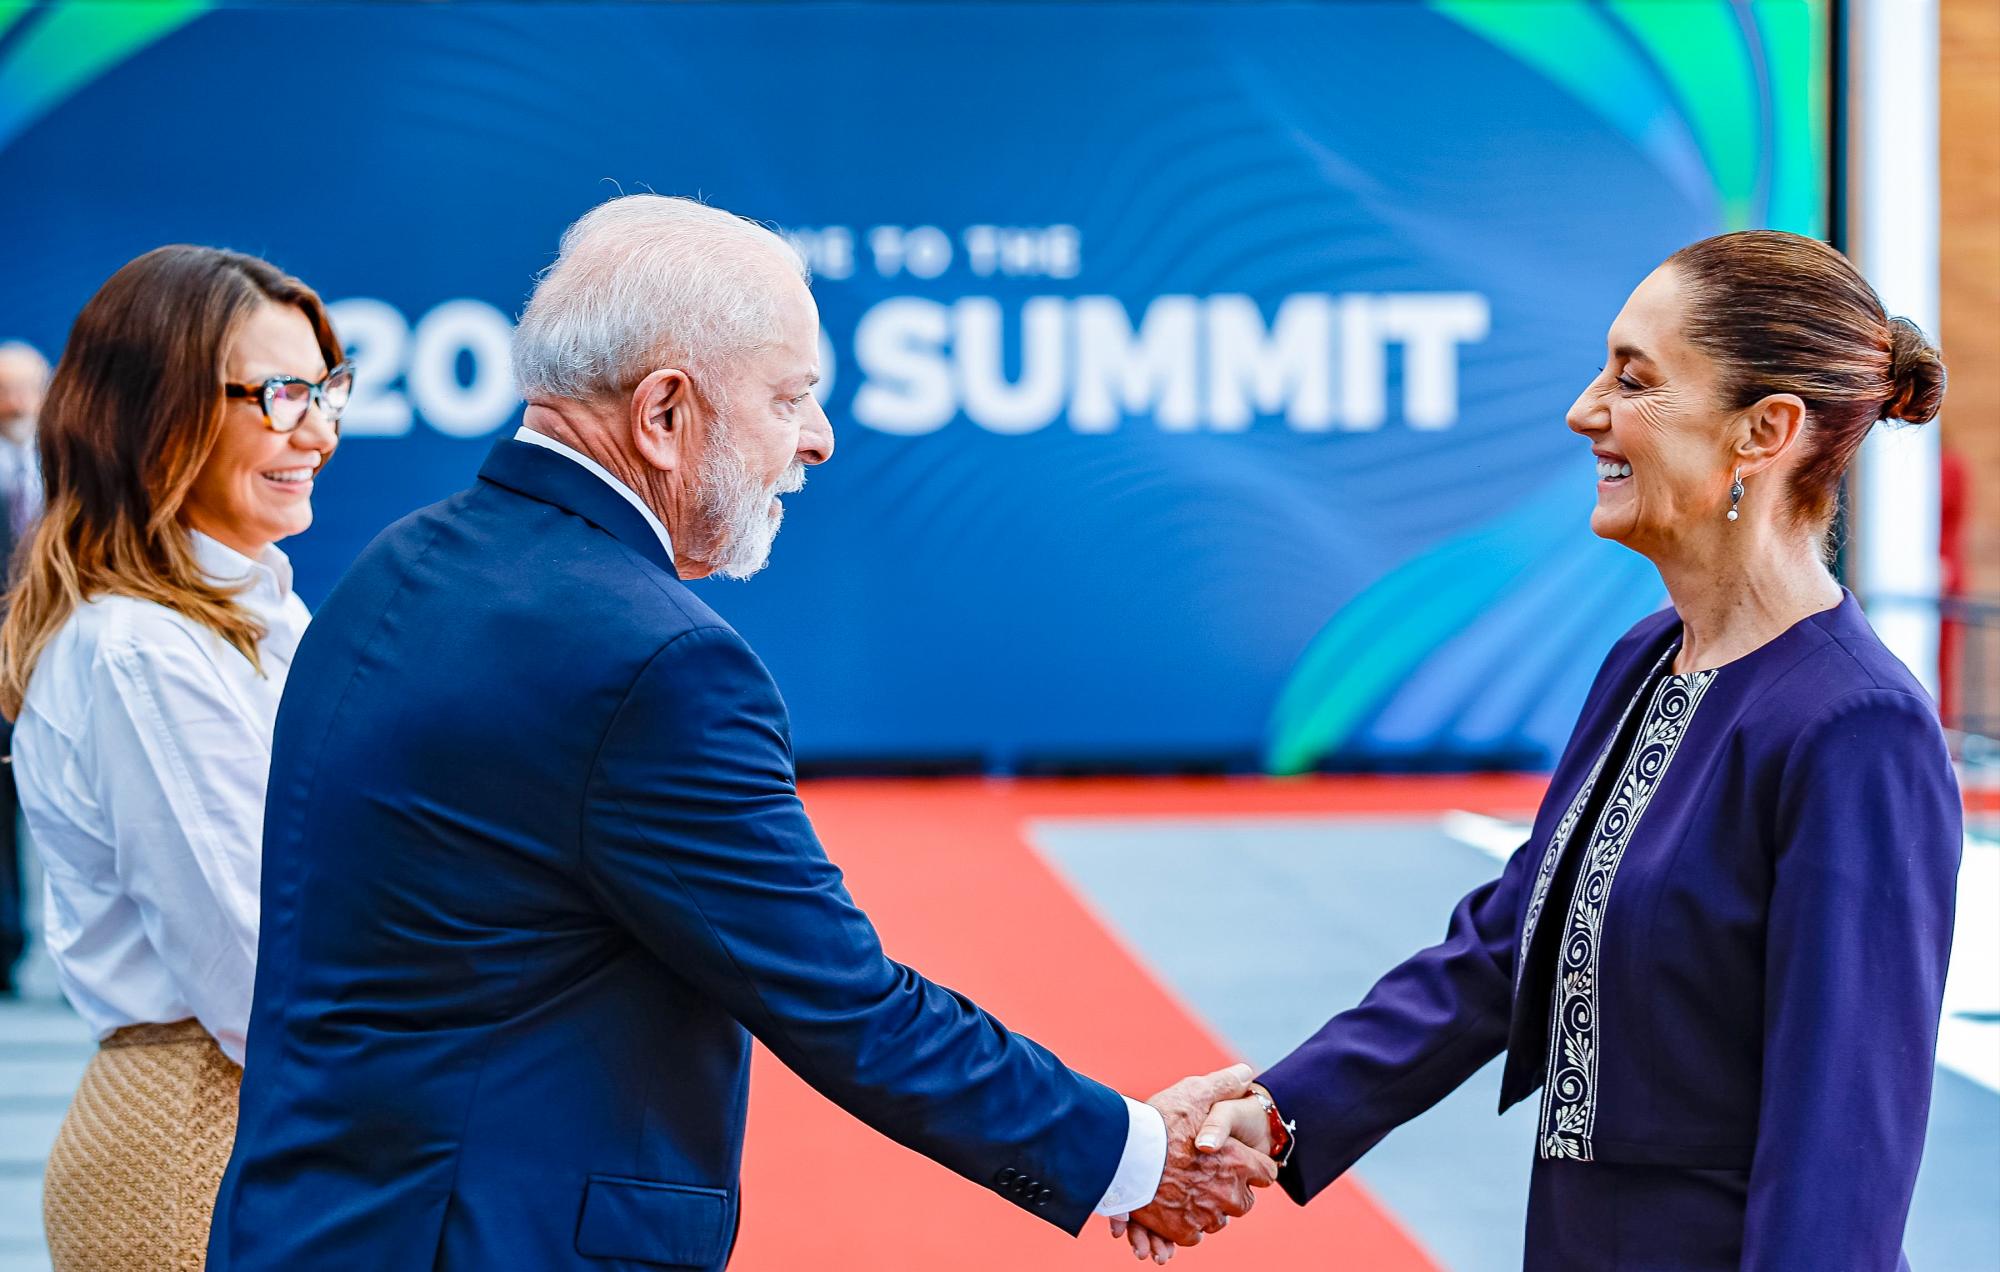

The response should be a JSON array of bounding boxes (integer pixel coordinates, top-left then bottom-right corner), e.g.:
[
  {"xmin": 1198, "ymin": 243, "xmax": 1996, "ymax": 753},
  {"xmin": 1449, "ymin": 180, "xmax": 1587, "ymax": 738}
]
[
  {"xmin": 1537, "ymin": 666, "xmax": 1717, "ymax": 1161},
  {"xmin": 1514, "ymin": 645, "xmax": 1678, "ymax": 997}
]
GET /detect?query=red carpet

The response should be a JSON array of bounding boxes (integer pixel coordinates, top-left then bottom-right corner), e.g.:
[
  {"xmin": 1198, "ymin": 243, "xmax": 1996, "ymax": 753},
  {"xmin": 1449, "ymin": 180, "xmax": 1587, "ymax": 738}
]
[{"xmin": 729, "ymin": 776, "xmax": 1546, "ymax": 1270}]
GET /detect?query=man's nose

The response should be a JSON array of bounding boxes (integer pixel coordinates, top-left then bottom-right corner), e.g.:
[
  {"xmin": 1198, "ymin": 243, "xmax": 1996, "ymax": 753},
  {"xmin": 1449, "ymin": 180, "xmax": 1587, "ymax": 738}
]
[{"xmin": 798, "ymin": 401, "xmax": 834, "ymax": 466}]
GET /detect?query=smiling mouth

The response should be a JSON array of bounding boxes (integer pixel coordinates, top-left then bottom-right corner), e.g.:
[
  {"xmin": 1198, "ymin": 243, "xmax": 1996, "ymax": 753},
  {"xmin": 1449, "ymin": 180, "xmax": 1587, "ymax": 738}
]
[
  {"xmin": 261, "ymin": 467, "xmax": 316, "ymax": 490},
  {"xmin": 1596, "ymin": 458, "xmax": 1633, "ymax": 485}
]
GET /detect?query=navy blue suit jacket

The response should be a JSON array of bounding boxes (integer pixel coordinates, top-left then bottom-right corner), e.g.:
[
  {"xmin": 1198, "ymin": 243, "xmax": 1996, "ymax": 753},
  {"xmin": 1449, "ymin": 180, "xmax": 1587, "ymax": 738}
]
[{"xmin": 209, "ymin": 440, "xmax": 1128, "ymax": 1271}]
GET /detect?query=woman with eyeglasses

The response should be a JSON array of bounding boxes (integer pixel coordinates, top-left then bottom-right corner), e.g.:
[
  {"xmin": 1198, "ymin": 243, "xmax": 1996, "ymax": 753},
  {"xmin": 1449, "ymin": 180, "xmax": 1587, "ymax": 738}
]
[{"xmin": 0, "ymin": 245, "xmax": 348, "ymax": 1270}]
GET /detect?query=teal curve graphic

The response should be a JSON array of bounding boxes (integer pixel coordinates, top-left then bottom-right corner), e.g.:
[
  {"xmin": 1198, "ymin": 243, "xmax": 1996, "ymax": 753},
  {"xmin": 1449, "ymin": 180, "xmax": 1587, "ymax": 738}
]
[
  {"xmin": 1428, "ymin": 0, "xmax": 1828, "ymax": 235},
  {"xmin": 1266, "ymin": 0, "xmax": 1830, "ymax": 774},
  {"xmin": 1267, "ymin": 478, "xmax": 1588, "ymax": 776},
  {"xmin": 0, "ymin": 0, "xmax": 209, "ymax": 156}
]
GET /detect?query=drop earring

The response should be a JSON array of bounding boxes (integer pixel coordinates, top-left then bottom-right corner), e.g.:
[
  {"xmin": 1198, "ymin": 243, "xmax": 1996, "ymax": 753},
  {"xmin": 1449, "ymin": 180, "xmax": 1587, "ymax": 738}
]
[{"xmin": 1727, "ymin": 468, "xmax": 1743, "ymax": 522}]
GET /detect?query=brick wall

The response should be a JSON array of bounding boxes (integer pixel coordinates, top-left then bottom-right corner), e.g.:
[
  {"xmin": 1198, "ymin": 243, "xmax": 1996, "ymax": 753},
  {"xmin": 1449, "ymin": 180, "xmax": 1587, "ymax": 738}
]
[{"xmin": 1942, "ymin": 0, "xmax": 2000, "ymax": 600}]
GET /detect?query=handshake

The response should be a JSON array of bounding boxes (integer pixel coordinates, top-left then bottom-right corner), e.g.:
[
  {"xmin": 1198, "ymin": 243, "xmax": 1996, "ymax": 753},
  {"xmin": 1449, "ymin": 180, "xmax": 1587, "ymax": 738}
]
[{"xmin": 1110, "ymin": 1063, "xmax": 1288, "ymax": 1265}]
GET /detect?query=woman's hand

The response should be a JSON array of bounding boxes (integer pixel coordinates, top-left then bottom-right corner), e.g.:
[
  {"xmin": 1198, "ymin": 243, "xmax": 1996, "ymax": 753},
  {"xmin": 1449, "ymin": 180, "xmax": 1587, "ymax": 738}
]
[{"xmin": 1194, "ymin": 1085, "xmax": 1277, "ymax": 1158}]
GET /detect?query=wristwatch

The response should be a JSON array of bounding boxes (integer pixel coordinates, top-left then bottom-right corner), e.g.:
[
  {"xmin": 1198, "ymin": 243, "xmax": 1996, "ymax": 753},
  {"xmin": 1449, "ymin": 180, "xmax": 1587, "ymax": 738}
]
[{"xmin": 1248, "ymin": 1084, "xmax": 1296, "ymax": 1169}]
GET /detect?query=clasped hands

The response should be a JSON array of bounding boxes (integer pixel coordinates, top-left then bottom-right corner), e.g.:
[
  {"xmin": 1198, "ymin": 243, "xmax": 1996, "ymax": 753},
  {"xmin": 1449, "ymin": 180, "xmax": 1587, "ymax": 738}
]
[{"xmin": 1108, "ymin": 1063, "xmax": 1281, "ymax": 1264}]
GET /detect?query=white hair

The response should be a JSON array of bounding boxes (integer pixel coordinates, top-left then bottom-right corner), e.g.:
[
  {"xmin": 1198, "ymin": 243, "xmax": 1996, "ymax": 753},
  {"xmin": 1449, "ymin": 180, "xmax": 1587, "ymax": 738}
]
[{"xmin": 511, "ymin": 194, "xmax": 807, "ymax": 403}]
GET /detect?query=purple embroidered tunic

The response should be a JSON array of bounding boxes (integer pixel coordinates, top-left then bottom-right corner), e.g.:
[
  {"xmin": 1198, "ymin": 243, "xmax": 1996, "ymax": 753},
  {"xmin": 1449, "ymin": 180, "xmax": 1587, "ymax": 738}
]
[{"xmin": 1259, "ymin": 593, "xmax": 1961, "ymax": 1271}]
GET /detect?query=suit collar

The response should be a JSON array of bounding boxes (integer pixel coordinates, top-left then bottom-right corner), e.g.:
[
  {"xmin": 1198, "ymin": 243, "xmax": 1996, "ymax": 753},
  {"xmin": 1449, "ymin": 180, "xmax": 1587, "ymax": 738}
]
[
  {"xmin": 477, "ymin": 438, "xmax": 679, "ymax": 577},
  {"xmin": 510, "ymin": 427, "xmax": 676, "ymax": 558}
]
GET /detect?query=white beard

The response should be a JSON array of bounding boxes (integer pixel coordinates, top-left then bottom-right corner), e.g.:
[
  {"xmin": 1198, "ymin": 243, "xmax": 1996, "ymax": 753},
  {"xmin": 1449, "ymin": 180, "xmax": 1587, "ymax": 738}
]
[{"xmin": 695, "ymin": 438, "xmax": 805, "ymax": 581}]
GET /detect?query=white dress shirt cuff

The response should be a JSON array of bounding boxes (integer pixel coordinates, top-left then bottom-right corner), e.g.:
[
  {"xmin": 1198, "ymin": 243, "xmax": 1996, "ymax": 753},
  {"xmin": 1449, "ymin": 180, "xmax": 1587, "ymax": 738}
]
[{"xmin": 1093, "ymin": 1097, "xmax": 1168, "ymax": 1216}]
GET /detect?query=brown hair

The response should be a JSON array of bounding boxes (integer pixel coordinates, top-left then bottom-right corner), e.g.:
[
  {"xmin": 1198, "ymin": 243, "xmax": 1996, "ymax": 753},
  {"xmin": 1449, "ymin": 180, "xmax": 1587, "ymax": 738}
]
[
  {"xmin": 0, "ymin": 245, "xmax": 342, "ymax": 719},
  {"xmin": 1666, "ymin": 230, "xmax": 1946, "ymax": 528}
]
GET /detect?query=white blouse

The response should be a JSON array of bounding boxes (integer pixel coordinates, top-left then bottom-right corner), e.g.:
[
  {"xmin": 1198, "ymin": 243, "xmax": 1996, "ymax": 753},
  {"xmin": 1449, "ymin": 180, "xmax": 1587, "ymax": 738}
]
[{"xmin": 13, "ymin": 532, "xmax": 309, "ymax": 1063}]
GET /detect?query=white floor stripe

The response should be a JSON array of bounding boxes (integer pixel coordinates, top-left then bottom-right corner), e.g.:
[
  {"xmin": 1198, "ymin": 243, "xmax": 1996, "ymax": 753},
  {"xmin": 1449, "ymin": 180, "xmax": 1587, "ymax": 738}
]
[
  {"xmin": 1441, "ymin": 810, "xmax": 1527, "ymax": 864},
  {"xmin": 1938, "ymin": 833, "xmax": 1999, "ymax": 1093}
]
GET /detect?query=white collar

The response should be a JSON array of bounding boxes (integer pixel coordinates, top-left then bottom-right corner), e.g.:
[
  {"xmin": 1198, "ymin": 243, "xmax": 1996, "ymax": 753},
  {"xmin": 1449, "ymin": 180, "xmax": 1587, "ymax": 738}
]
[
  {"xmin": 513, "ymin": 426, "xmax": 676, "ymax": 560},
  {"xmin": 189, "ymin": 530, "xmax": 294, "ymax": 606}
]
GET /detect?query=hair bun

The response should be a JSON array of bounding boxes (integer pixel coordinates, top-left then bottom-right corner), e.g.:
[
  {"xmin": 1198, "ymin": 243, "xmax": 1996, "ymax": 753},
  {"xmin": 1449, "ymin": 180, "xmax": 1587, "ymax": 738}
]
[{"xmin": 1883, "ymin": 316, "xmax": 1946, "ymax": 424}]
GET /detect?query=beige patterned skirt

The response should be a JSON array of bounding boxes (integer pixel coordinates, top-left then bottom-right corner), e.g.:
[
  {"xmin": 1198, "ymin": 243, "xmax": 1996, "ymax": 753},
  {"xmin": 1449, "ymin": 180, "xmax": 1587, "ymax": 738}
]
[{"xmin": 42, "ymin": 1019, "xmax": 242, "ymax": 1271}]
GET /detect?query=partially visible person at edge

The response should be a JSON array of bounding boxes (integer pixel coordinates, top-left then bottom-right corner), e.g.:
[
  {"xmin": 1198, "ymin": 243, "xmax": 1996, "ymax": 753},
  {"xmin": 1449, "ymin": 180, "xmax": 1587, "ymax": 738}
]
[
  {"xmin": 0, "ymin": 338, "xmax": 49, "ymax": 998},
  {"xmin": 1121, "ymin": 230, "xmax": 1962, "ymax": 1270},
  {"xmin": 0, "ymin": 247, "xmax": 348, "ymax": 1270}
]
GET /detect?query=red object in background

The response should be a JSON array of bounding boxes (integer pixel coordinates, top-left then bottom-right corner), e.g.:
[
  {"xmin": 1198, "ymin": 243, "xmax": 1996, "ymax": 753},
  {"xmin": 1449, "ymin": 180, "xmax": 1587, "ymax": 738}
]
[
  {"xmin": 729, "ymin": 776, "xmax": 1545, "ymax": 1272},
  {"xmin": 1941, "ymin": 447, "xmax": 1967, "ymax": 724}
]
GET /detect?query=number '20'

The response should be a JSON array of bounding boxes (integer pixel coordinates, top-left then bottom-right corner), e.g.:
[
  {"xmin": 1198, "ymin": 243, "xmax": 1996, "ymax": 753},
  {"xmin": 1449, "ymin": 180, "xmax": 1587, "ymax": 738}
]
[{"xmin": 328, "ymin": 298, "xmax": 519, "ymax": 439}]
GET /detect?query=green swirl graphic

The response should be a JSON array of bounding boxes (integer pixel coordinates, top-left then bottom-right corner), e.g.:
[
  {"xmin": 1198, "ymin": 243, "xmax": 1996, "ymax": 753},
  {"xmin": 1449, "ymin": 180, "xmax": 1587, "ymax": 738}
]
[{"xmin": 0, "ymin": 0, "xmax": 210, "ymax": 155}]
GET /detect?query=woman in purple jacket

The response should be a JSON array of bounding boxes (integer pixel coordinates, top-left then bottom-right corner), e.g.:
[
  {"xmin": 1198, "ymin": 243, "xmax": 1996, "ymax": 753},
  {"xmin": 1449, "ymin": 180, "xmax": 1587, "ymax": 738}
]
[{"xmin": 1127, "ymin": 231, "xmax": 1961, "ymax": 1269}]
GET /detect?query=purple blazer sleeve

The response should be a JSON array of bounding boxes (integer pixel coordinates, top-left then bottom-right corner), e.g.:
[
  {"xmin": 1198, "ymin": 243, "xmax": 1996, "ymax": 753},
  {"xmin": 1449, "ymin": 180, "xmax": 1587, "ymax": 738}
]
[
  {"xmin": 1744, "ymin": 689, "xmax": 1961, "ymax": 1270},
  {"xmin": 1256, "ymin": 835, "xmax": 1538, "ymax": 1204}
]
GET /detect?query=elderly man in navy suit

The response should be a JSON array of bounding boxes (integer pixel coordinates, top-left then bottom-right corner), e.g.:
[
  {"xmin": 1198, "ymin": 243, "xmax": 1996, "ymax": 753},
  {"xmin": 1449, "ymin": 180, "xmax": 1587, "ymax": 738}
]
[{"xmin": 208, "ymin": 196, "xmax": 1273, "ymax": 1271}]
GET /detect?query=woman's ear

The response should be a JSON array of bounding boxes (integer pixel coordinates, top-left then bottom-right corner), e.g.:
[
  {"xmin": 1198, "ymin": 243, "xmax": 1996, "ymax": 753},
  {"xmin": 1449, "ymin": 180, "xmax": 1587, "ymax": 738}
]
[
  {"xmin": 630, "ymin": 368, "xmax": 689, "ymax": 473},
  {"xmin": 1735, "ymin": 393, "xmax": 1807, "ymax": 479}
]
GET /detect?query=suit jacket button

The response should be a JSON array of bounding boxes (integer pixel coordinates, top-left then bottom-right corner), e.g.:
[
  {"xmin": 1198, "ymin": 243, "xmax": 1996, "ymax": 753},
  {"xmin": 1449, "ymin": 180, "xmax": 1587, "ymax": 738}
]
[
  {"xmin": 997, "ymin": 1168, "xmax": 1017, "ymax": 1186},
  {"xmin": 1036, "ymin": 1188, "xmax": 1053, "ymax": 1206}
]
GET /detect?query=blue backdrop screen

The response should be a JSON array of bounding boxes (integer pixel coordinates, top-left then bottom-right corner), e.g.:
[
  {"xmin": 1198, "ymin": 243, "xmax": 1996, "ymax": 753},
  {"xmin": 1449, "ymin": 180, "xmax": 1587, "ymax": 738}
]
[{"xmin": 0, "ymin": 1, "xmax": 1828, "ymax": 771}]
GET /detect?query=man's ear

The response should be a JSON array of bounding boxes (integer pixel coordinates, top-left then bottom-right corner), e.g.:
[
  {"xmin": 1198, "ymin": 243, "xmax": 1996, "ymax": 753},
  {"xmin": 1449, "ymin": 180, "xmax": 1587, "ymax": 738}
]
[
  {"xmin": 1734, "ymin": 392, "xmax": 1807, "ymax": 480},
  {"xmin": 630, "ymin": 368, "xmax": 690, "ymax": 473}
]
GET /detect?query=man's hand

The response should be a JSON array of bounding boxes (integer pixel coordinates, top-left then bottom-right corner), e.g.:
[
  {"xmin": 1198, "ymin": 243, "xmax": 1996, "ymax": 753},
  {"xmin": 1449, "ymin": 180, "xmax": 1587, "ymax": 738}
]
[{"xmin": 1111, "ymin": 1064, "xmax": 1277, "ymax": 1254}]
